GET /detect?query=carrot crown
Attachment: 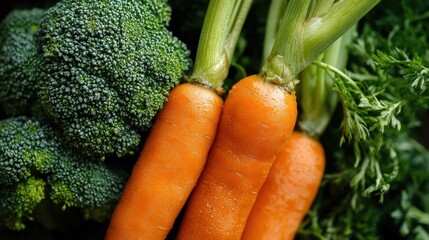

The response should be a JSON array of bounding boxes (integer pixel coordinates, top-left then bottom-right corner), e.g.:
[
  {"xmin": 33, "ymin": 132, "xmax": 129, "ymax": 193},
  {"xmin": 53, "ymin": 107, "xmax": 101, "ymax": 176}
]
[
  {"xmin": 260, "ymin": 0, "xmax": 380, "ymax": 91},
  {"xmin": 189, "ymin": 0, "xmax": 253, "ymax": 92}
]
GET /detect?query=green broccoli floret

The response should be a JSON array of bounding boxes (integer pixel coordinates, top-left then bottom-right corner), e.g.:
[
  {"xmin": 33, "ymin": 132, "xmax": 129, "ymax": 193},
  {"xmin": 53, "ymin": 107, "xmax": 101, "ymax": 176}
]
[
  {"xmin": 0, "ymin": 117, "xmax": 128, "ymax": 230},
  {"xmin": 36, "ymin": 0, "xmax": 191, "ymax": 158},
  {"xmin": 0, "ymin": 117, "xmax": 58, "ymax": 185},
  {"xmin": 48, "ymin": 156, "xmax": 127, "ymax": 209},
  {"xmin": 0, "ymin": 177, "xmax": 45, "ymax": 231},
  {"xmin": 0, "ymin": 9, "xmax": 45, "ymax": 117}
]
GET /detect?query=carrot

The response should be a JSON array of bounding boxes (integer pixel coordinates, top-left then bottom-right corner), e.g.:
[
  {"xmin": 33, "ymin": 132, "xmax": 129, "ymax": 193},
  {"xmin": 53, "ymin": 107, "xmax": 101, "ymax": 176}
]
[
  {"xmin": 105, "ymin": 83, "xmax": 223, "ymax": 240},
  {"xmin": 176, "ymin": 74, "xmax": 298, "ymax": 239},
  {"xmin": 105, "ymin": 0, "xmax": 253, "ymax": 239},
  {"xmin": 241, "ymin": 131, "xmax": 325, "ymax": 240}
]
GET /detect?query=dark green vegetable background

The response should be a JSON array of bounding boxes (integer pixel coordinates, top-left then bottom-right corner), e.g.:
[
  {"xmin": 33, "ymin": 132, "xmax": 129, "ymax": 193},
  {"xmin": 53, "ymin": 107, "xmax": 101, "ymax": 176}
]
[{"xmin": 1, "ymin": 0, "xmax": 429, "ymax": 239}]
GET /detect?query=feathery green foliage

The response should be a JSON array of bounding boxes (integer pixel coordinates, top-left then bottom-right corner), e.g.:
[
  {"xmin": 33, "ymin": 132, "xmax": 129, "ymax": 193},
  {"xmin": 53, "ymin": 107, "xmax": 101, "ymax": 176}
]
[{"xmin": 297, "ymin": 0, "xmax": 429, "ymax": 238}]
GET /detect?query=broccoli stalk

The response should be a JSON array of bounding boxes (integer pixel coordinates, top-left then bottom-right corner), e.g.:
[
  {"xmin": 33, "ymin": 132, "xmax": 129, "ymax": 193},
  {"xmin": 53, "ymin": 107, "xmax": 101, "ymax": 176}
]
[{"xmin": 36, "ymin": 0, "xmax": 191, "ymax": 158}]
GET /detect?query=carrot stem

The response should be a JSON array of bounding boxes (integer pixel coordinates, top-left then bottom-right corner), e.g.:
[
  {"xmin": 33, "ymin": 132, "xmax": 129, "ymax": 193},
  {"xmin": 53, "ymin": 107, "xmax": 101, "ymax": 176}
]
[
  {"xmin": 306, "ymin": 0, "xmax": 335, "ymax": 19},
  {"xmin": 261, "ymin": 0, "xmax": 311, "ymax": 87},
  {"xmin": 303, "ymin": 0, "xmax": 380, "ymax": 65},
  {"xmin": 299, "ymin": 26, "xmax": 355, "ymax": 138},
  {"xmin": 190, "ymin": 0, "xmax": 253, "ymax": 89},
  {"xmin": 224, "ymin": 0, "xmax": 253, "ymax": 64},
  {"xmin": 261, "ymin": 0, "xmax": 288, "ymax": 62},
  {"xmin": 261, "ymin": 0, "xmax": 379, "ymax": 88}
]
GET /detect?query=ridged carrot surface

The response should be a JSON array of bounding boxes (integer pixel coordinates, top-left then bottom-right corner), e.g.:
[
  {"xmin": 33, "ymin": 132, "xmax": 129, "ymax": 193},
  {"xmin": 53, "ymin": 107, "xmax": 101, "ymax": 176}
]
[
  {"xmin": 177, "ymin": 74, "xmax": 298, "ymax": 240},
  {"xmin": 105, "ymin": 83, "xmax": 223, "ymax": 240},
  {"xmin": 242, "ymin": 131, "xmax": 325, "ymax": 240}
]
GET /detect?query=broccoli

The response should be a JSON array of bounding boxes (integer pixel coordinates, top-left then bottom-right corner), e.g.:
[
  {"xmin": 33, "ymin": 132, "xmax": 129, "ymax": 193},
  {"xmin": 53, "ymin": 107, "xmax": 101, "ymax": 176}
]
[
  {"xmin": 48, "ymin": 156, "xmax": 126, "ymax": 209},
  {"xmin": 36, "ymin": 0, "xmax": 191, "ymax": 158},
  {"xmin": 0, "ymin": 117, "xmax": 128, "ymax": 230},
  {"xmin": 0, "ymin": 116, "xmax": 58, "ymax": 185},
  {"xmin": 0, "ymin": 8, "xmax": 45, "ymax": 117},
  {"xmin": 0, "ymin": 177, "xmax": 45, "ymax": 231}
]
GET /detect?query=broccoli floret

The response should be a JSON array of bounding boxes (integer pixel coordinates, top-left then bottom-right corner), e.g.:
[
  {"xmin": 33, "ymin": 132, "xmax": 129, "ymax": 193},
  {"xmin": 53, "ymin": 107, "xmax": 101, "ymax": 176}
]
[
  {"xmin": 48, "ymin": 156, "xmax": 127, "ymax": 209},
  {"xmin": 36, "ymin": 0, "xmax": 191, "ymax": 157},
  {"xmin": 0, "ymin": 117, "xmax": 58, "ymax": 185},
  {"xmin": 0, "ymin": 117, "xmax": 128, "ymax": 230},
  {"xmin": 0, "ymin": 9, "xmax": 45, "ymax": 117},
  {"xmin": 0, "ymin": 177, "xmax": 46, "ymax": 231}
]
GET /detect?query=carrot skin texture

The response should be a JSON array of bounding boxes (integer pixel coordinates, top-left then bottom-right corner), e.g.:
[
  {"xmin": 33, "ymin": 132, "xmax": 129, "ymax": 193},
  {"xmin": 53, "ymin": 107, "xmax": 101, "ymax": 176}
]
[
  {"xmin": 105, "ymin": 83, "xmax": 223, "ymax": 240},
  {"xmin": 177, "ymin": 74, "xmax": 298, "ymax": 240},
  {"xmin": 242, "ymin": 131, "xmax": 325, "ymax": 240}
]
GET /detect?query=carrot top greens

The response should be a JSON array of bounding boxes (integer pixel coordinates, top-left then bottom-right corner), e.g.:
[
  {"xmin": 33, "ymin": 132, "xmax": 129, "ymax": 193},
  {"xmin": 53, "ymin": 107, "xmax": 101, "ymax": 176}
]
[
  {"xmin": 295, "ymin": 0, "xmax": 429, "ymax": 239},
  {"xmin": 258, "ymin": 0, "xmax": 429, "ymax": 238}
]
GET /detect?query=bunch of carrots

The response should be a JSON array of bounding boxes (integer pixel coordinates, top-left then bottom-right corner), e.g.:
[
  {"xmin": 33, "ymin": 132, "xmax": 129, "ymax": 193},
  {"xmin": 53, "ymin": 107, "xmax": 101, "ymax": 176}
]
[{"xmin": 105, "ymin": 0, "xmax": 380, "ymax": 239}]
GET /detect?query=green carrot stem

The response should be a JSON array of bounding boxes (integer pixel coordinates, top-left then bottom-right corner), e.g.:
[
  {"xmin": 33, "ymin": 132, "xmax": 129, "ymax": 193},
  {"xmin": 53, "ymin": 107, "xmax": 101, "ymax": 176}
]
[
  {"xmin": 262, "ymin": 0, "xmax": 288, "ymax": 62},
  {"xmin": 303, "ymin": 0, "xmax": 380, "ymax": 67},
  {"xmin": 260, "ymin": 0, "xmax": 379, "ymax": 89},
  {"xmin": 190, "ymin": 0, "xmax": 253, "ymax": 90}
]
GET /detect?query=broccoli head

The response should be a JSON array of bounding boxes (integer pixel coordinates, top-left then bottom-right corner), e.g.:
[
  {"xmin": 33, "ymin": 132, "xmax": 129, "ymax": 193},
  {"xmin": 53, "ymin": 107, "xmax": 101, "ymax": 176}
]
[
  {"xmin": 0, "ymin": 8, "xmax": 45, "ymax": 116},
  {"xmin": 0, "ymin": 117, "xmax": 128, "ymax": 230},
  {"xmin": 37, "ymin": 0, "xmax": 191, "ymax": 157}
]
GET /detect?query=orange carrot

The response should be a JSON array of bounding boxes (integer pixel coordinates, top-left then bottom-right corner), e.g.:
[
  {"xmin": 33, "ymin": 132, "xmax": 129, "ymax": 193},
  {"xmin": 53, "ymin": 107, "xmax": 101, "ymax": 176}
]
[
  {"xmin": 105, "ymin": 83, "xmax": 223, "ymax": 240},
  {"xmin": 176, "ymin": 74, "xmax": 298, "ymax": 240},
  {"xmin": 241, "ymin": 131, "xmax": 325, "ymax": 240}
]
